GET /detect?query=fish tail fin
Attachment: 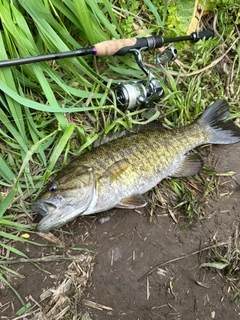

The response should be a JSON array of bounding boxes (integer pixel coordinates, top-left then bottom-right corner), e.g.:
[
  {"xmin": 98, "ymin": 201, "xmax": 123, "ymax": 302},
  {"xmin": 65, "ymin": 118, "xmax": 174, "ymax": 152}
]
[{"xmin": 198, "ymin": 99, "xmax": 240, "ymax": 144}]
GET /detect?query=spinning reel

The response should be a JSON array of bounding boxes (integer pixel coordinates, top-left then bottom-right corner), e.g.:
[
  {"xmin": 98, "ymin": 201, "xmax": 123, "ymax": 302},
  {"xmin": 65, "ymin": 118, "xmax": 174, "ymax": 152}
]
[{"xmin": 115, "ymin": 46, "xmax": 178, "ymax": 110}]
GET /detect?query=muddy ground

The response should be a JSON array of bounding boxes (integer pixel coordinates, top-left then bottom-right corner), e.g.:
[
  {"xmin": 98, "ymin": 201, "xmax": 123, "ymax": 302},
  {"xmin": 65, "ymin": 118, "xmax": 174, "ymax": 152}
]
[{"xmin": 1, "ymin": 143, "xmax": 240, "ymax": 320}]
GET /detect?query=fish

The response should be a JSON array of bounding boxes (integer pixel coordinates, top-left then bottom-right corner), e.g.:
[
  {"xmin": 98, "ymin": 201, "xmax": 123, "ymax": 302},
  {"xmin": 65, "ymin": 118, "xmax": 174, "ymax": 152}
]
[{"xmin": 32, "ymin": 99, "xmax": 240, "ymax": 232}]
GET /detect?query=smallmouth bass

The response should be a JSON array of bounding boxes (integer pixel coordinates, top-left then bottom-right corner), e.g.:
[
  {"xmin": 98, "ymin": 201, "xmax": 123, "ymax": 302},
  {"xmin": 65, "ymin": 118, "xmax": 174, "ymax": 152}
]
[{"xmin": 32, "ymin": 99, "xmax": 240, "ymax": 231}]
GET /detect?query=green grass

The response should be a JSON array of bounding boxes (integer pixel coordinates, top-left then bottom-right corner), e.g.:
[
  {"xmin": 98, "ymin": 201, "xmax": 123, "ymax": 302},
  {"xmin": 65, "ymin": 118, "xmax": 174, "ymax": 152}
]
[
  {"xmin": 199, "ymin": 234, "xmax": 240, "ymax": 302},
  {"xmin": 0, "ymin": 0, "xmax": 239, "ymax": 312}
]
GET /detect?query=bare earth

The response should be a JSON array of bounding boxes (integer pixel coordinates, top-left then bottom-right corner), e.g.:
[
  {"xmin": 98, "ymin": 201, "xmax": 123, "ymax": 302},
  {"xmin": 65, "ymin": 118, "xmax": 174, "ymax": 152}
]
[{"xmin": 1, "ymin": 143, "xmax": 240, "ymax": 320}]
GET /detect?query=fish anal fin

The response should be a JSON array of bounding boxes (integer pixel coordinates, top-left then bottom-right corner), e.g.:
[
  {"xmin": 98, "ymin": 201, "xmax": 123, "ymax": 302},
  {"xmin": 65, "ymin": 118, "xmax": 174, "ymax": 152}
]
[
  {"xmin": 116, "ymin": 194, "xmax": 147, "ymax": 209},
  {"xmin": 171, "ymin": 153, "xmax": 203, "ymax": 178}
]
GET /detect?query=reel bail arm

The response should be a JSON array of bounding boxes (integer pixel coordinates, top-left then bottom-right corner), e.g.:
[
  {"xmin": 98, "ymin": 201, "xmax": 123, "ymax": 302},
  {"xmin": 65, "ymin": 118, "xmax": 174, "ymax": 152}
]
[{"xmin": 115, "ymin": 46, "xmax": 178, "ymax": 110}]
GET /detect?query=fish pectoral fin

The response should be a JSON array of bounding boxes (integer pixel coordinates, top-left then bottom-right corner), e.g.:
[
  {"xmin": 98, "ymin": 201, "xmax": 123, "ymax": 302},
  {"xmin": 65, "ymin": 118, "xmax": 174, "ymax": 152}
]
[
  {"xmin": 170, "ymin": 153, "xmax": 203, "ymax": 178},
  {"xmin": 101, "ymin": 159, "xmax": 130, "ymax": 182},
  {"xmin": 116, "ymin": 194, "xmax": 147, "ymax": 209}
]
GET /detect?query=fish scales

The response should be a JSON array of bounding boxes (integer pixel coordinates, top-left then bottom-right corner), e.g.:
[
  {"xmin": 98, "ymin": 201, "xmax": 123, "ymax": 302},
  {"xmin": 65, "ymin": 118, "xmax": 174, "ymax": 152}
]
[
  {"xmin": 32, "ymin": 99, "xmax": 240, "ymax": 231},
  {"xmin": 40, "ymin": 124, "xmax": 206, "ymax": 211}
]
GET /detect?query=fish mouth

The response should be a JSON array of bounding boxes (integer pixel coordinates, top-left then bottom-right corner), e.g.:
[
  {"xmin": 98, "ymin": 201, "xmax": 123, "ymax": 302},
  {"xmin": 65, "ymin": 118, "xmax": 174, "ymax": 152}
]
[
  {"xmin": 33, "ymin": 190, "xmax": 95, "ymax": 232},
  {"xmin": 33, "ymin": 197, "xmax": 77, "ymax": 232},
  {"xmin": 31, "ymin": 198, "xmax": 62, "ymax": 216},
  {"xmin": 32, "ymin": 195, "xmax": 80, "ymax": 232},
  {"xmin": 36, "ymin": 205, "xmax": 78, "ymax": 232}
]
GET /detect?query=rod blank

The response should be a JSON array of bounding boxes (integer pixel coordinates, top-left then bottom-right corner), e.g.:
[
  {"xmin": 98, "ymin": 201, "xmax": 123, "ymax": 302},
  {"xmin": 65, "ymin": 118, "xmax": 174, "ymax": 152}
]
[{"xmin": 0, "ymin": 30, "xmax": 214, "ymax": 68}]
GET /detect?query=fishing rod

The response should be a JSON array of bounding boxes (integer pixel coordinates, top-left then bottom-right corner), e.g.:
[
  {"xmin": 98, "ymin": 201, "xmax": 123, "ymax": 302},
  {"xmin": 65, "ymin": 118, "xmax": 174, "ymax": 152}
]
[
  {"xmin": 0, "ymin": 29, "xmax": 214, "ymax": 110},
  {"xmin": 0, "ymin": 30, "xmax": 213, "ymax": 68}
]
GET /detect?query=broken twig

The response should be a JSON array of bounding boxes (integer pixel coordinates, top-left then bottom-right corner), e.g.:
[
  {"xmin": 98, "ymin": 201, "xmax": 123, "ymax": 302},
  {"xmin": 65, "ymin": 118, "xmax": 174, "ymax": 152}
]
[{"xmin": 139, "ymin": 240, "xmax": 229, "ymax": 281}]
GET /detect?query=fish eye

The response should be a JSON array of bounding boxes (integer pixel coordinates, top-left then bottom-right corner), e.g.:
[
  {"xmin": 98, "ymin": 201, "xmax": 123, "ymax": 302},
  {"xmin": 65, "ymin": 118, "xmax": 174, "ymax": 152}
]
[{"xmin": 49, "ymin": 182, "xmax": 58, "ymax": 192}]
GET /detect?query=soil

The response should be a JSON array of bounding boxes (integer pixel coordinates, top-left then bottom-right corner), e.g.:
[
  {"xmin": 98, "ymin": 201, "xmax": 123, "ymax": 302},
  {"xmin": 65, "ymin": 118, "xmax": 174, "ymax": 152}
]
[{"xmin": 1, "ymin": 143, "xmax": 240, "ymax": 320}]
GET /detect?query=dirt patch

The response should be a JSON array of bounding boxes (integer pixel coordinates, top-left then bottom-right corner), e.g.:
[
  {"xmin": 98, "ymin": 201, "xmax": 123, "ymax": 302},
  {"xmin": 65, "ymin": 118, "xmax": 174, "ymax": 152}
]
[
  {"xmin": 80, "ymin": 143, "xmax": 240, "ymax": 320},
  {"xmin": 1, "ymin": 143, "xmax": 240, "ymax": 319}
]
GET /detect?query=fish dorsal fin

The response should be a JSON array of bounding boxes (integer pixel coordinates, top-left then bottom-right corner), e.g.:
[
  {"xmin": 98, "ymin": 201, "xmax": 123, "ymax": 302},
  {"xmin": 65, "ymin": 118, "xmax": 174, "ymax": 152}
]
[
  {"xmin": 133, "ymin": 121, "xmax": 164, "ymax": 133},
  {"xmin": 93, "ymin": 122, "xmax": 163, "ymax": 148},
  {"xmin": 116, "ymin": 194, "xmax": 147, "ymax": 209},
  {"xmin": 93, "ymin": 130, "xmax": 128, "ymax": 147},
  {"xmin": 100, "ymin": 159, "xmax": 130, "ymax": 182},
  {"xmin": 170, "ymin": 153, "xmax": 203, "ymax": 178}
]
